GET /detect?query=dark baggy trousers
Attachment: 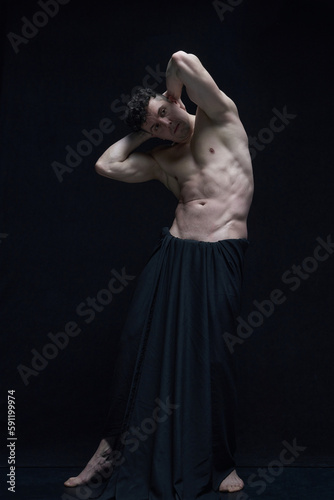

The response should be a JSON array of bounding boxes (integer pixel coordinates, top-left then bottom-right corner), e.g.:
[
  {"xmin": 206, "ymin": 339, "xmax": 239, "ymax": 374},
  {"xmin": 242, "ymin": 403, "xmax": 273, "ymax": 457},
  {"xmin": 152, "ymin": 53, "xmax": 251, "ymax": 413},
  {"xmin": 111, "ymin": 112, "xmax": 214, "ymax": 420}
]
[{"xmin": 98, "ymin": 227, "xmax": 249, "ymax": 500}]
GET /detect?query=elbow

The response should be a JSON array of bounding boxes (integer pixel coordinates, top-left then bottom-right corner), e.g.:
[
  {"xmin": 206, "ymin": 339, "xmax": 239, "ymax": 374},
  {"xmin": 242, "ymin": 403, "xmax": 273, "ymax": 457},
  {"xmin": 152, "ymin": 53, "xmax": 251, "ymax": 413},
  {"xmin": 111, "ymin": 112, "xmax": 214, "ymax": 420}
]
[
  {"xmin": 95, "ymin": 160, "xmax": 104, "ymax": 176},
  {"xmin": 171, "ymin": 51, "xmax": 188, "ymax": 68},
  {"xmin": 172, "ymin": 50, "xmax": 187, "ymax": 60},
  {"xmin": 171, "ymin": 51, "xmax": 199, "ymax": 73},
  {"xmin": 95, "ymin": 159, "xmax": 111, "ymax": 176},
  {"xmin": 95, "ymin": 159, "xmax": 122, "ymax": 179},
  {"xmin": 172, "ymin": 50, "xmax": 194, "ymax": 60}
]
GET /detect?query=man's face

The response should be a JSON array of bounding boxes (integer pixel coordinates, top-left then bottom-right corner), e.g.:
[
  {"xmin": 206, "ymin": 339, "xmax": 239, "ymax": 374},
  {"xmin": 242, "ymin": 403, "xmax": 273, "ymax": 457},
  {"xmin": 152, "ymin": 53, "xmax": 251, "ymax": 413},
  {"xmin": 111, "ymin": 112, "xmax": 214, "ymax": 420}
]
[{"xmin": 141, "ymin": 97, "xmax": 192, "ymax": 143}]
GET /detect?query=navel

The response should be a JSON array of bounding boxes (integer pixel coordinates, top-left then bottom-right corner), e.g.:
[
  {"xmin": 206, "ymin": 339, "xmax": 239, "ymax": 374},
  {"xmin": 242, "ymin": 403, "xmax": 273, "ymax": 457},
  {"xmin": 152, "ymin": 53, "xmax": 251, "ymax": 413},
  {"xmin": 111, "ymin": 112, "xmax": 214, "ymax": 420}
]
[
  {"xmin": 209, "ymin": 147, "xmax": 215, "ymax": 154},
  {"xmin": 174, "ymin": 176, "xmax": 178, "ymax": 181}
]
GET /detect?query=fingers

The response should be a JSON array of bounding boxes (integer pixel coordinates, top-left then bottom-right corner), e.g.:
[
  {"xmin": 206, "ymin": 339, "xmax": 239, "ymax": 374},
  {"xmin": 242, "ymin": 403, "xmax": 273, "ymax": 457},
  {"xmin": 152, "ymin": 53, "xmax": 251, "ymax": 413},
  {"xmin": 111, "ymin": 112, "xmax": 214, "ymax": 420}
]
[{"xmin": 178, "ymin": 98, "xmax": 186, "ymax": 110}]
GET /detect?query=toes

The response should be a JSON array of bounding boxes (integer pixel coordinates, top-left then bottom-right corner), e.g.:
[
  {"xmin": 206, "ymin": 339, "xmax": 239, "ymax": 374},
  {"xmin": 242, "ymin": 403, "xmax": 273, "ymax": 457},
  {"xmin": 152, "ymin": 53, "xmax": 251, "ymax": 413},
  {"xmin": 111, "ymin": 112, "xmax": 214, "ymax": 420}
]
[
  {"xmin": 64, "ymin": 477, "xmax": 81, "ymax": 487},
  {"xmin": 219, "ymin": 479, "xmax": 244, "ymax": 493},
  {"xmin": 64, "ymin": 478, "xmax": 74, "ymax": 487},
  {"xmin": 227, "ymin": 483, "xmax": 244, "ymax": 492}
]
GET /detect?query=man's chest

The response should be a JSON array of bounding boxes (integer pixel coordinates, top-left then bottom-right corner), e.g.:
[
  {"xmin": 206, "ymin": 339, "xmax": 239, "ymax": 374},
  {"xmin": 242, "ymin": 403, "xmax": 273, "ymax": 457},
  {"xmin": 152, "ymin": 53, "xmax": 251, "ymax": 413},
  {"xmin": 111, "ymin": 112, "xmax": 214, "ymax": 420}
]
[{"xmin": 155, "ymin": 131, "xmax": 231, "ymax": 184}]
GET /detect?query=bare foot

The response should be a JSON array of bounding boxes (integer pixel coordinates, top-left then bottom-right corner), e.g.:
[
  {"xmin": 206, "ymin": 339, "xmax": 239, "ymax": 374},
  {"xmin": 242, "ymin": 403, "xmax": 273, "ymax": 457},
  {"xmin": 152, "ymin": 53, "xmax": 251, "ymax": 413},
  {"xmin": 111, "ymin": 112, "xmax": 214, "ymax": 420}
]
[
  {"xmin": 64, "ymin": 438, "xmax": 113, "ymax": 488},
  {"xmin": 219, "ymin": 470, "xmax": 244, "ymax": 493}
]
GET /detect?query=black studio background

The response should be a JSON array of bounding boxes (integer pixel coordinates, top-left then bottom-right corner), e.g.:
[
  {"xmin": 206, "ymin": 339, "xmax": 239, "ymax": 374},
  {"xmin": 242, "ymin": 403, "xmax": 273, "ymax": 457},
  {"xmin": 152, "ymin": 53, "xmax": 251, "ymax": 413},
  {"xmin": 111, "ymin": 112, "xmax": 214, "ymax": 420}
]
[{"xmin": 0, "ymin": 0, "xmax": 333, "ymax": 492}]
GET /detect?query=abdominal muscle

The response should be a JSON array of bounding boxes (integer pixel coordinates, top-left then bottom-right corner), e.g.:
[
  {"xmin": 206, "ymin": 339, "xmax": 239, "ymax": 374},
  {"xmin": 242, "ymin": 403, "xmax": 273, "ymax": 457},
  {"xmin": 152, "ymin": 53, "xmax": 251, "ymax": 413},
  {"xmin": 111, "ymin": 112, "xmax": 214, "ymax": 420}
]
[
  {"xmin": 169, "ymin": 197, "xmax": 249, "ymax": 242},
  {"xmin": 156, "ymin": 118, "xmax": 253, "ymax": 242}
]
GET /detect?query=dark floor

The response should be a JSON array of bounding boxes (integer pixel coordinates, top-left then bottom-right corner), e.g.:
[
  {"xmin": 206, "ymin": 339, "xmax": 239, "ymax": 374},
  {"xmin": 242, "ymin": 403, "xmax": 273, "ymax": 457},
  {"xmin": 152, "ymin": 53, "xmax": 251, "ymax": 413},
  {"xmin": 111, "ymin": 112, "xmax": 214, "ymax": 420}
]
[{"xmin": 0, "ymin": 466, "xmax": 333, "ymax": 500}]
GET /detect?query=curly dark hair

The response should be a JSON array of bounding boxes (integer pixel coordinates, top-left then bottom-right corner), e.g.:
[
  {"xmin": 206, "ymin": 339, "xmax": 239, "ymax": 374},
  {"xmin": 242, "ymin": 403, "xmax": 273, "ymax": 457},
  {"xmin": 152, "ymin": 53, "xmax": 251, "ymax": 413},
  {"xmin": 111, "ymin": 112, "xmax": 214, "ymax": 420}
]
[{"xmin": 125, "ymin": 88, "xmax": 165, "ymax": 131}]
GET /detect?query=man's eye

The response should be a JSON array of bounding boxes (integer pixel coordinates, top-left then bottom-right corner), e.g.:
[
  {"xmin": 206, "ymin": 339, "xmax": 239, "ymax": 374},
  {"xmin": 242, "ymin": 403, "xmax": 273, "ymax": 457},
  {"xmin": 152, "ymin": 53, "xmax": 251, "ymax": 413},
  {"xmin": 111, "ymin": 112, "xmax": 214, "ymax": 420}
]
[
  {"xmin": 154, "ymin": 124, "xmax": 159, "ymax": 130},
  {"xmin": 161, "ymin": 108, "xmax": 166, "ymax": 116}
]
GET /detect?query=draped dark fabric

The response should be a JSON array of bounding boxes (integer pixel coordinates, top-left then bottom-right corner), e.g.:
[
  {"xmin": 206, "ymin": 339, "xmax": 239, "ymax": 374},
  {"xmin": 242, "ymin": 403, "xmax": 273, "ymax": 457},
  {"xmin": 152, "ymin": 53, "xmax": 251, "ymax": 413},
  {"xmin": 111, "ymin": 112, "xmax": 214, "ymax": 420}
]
[{"xmin": 97, "ymin": 227, "xmax": 249, "ymax": 500}]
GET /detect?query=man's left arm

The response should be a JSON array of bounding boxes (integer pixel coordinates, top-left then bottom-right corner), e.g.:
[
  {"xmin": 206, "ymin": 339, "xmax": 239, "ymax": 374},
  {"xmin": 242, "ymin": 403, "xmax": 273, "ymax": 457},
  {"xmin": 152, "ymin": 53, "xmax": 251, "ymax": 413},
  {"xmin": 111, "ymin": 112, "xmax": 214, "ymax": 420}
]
[{"xmin": 165, "ymin": 51, "xmax": 238, "ymax": 121}]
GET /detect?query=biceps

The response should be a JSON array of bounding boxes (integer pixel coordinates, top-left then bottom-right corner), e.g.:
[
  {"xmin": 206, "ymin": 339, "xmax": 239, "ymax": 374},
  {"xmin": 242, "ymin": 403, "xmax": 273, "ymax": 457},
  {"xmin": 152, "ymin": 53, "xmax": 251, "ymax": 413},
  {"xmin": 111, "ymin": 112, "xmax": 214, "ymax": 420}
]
[
  {"xmin": 99, "ymin": 153, "xmax": 160, "ymax": 183},
  {"xmin": 121, "ymin": 153, "xmax": 162, "ymax": 183}
]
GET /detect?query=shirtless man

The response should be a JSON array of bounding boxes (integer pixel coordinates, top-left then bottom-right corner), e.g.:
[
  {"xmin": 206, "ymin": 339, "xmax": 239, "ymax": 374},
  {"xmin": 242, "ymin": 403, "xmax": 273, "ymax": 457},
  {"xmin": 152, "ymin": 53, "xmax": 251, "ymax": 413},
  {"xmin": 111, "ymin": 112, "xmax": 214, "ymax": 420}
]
[{"xmin": 65, "ymin": 50, "xmax": 253, "ymax": 494}]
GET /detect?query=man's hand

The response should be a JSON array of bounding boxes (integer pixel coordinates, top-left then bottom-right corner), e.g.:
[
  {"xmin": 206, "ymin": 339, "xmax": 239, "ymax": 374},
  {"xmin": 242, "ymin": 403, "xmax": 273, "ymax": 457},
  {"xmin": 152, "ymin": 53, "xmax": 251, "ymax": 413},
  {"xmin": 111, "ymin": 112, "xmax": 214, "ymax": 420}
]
[{"xmin": 162, "ymin": 90, "xmax": 186, "ymax": 110}]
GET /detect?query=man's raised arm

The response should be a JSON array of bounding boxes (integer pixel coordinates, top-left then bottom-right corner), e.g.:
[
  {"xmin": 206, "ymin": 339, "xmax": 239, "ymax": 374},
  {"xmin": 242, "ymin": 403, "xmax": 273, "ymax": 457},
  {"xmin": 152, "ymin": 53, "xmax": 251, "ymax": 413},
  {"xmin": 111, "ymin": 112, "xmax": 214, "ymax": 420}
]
[
  {"xmin": 95, "ymin": 130, "xmax": 162, "ymax": 183},
  {"xmin": 165, "ymin": 51, "xmax": 238, "ymax": 120}
]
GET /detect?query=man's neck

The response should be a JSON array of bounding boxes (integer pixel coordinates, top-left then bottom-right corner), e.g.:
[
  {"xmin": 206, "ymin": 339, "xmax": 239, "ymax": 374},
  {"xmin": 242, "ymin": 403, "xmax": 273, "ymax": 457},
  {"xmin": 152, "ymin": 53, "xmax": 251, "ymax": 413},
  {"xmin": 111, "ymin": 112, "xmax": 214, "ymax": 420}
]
[{"xmin": 174, "ymin": 114, "xmax": 195, "ymax": 146}]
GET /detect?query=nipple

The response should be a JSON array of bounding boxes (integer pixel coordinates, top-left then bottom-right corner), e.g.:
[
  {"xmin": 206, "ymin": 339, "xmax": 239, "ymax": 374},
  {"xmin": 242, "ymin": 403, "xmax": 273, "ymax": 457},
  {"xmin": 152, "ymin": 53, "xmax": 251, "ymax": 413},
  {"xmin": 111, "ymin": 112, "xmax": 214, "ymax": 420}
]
[{"xmin": 209, "ymin": 148, "xmax": 215, "ymax": 154}]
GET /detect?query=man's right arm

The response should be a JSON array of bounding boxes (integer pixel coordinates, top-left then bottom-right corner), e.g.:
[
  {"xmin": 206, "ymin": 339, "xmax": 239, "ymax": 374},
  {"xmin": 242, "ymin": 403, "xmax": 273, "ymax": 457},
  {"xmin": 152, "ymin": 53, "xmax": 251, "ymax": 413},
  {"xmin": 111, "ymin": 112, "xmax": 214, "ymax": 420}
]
[{"xmin": 95, "ymin": 130, "xmax": 162, "ymax": 183}]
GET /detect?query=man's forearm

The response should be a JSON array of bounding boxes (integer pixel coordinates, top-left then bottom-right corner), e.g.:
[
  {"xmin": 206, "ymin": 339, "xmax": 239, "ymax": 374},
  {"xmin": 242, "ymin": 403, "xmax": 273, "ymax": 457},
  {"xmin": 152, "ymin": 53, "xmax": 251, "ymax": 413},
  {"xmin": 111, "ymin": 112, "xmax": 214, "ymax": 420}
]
[
  {"xmin": 96, "ymin": 130, "xmax": 151, "ymax": 167},
  {"xmin": 166, "ymin": 53, "xmax": 184, "ymax": 100}
]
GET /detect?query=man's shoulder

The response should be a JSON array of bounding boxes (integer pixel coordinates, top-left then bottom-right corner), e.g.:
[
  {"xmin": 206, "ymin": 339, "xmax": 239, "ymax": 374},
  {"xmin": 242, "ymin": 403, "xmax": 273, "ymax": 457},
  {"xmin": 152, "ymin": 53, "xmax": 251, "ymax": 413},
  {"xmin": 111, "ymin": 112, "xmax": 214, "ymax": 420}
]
[
  {"xmin": 192, "ymin": 107, "xmax": 249, "ymax": 148},
  {"xmin": 195, "ymin": 102, "xmax": 240, "ymax": 124}
]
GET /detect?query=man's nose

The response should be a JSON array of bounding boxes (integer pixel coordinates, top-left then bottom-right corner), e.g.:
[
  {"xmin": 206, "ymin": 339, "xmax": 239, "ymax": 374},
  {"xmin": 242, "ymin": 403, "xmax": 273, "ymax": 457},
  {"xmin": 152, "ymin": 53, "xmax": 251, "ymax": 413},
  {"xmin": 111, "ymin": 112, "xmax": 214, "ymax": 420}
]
[{"xmin": 159, "ymin": 117, "xmax": 172, "ymax": 127}]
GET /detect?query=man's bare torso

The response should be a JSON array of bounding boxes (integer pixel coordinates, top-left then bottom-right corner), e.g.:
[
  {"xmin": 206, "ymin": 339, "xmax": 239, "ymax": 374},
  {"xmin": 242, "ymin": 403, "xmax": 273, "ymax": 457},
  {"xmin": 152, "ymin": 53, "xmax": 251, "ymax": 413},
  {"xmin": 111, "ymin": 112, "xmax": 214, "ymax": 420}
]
[{"xmin": 151, "ymin": 107, "xmax": 254, "ymax": 242}]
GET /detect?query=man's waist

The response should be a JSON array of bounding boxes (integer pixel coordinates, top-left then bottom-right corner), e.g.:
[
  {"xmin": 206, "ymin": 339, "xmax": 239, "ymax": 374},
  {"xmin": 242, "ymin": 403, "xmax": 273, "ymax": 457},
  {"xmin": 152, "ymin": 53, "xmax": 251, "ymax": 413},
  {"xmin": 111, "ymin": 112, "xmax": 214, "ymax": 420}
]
[{"xmin": 170, "ymin": 207, "xmax": 248, "ymax": 242}]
